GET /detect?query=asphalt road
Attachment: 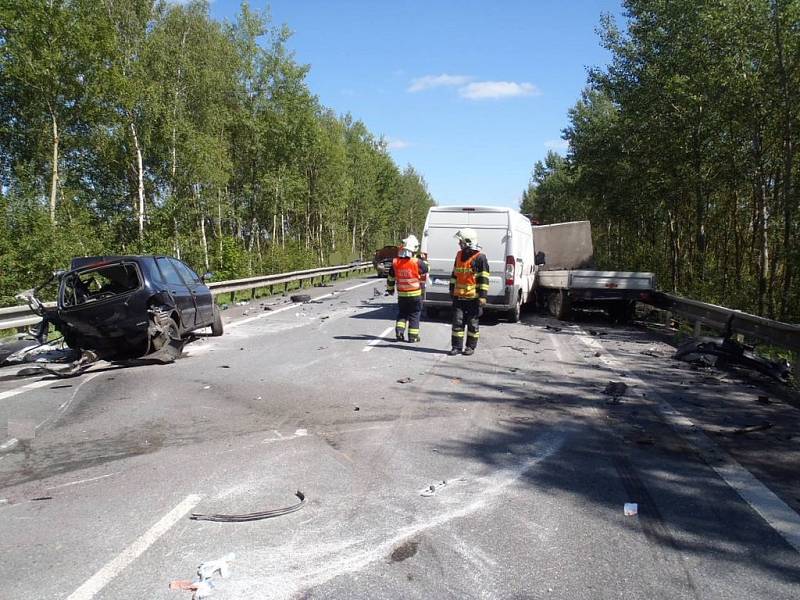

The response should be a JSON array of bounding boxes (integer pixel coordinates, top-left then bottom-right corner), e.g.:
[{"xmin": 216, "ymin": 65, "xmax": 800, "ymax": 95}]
[{"xmin": 1, "ymin": 276, "xmax": 798, "ymax": 599}]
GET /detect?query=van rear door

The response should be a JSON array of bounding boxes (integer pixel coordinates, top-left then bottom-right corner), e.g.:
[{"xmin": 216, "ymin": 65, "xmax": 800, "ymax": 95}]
[{"xmin": 423, "ymin": 209, "xmax": 509, "ymax": 302}]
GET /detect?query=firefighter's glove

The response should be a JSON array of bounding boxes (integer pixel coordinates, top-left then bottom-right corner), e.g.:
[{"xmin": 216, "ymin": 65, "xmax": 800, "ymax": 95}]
[
  {"xmin": 385, "ymin": 289, "xmax": 394, "ymax": 296},
  {"xmin": 479, "ymin": 297, "xmax": 487, "ymax": 305}
]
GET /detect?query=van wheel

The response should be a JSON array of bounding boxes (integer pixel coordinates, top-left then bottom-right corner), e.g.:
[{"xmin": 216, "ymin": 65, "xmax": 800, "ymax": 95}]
[
  {"xmin": 507, "ymin": 294, "xmax": 522, "ymax": 323},
  {"xmin": 548, "ymin": 290, "xmax": 571, "ymax": 320},
  {"xmin": 211, "ymin": 305, "xmax": 224, "ymax": 336}
]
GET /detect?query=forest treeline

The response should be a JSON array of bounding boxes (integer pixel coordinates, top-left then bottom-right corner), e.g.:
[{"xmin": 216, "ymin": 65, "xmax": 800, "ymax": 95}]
[
  {"xmin": 522, "ymin": 0, "xmax": 799, "ymax": 322},
  {"xmin": 0, "ymin": 0, "xmax": 434, "ymax": 305}
]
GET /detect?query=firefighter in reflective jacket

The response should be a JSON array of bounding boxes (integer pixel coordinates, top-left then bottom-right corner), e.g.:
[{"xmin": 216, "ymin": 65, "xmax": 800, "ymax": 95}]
[
  {"xmin": 449, "ymin": 228, "xmax": 490, "ymax": 356},
  {"xmin": 386, "ymin": 235, "xmax": 428, "ymax": 342}
]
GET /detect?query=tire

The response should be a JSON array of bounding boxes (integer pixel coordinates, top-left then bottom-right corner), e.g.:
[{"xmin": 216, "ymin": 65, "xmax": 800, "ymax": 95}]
[
  {"xmin": 150, "ymin": 316, "xmax": 184, "ymax": 361},
  {"xmin": 290, "ymin": 294, "xmax": 312, "ymax": 303},
  {"xmin": 210, "ymin": 305, "xmax": 224, "ymax": 336},
  {"xmin": 507, "ymin": 294, "xmax": 522, "ymax": 323},
  {"xmin": 547, "ymin": 290, "xmax": 571, "ymax": 320}
]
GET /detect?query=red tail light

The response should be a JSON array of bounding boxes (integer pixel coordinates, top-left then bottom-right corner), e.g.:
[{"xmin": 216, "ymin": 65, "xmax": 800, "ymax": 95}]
[{"xmin": 505, "ymin": 256, "xmax": 515, "ymax": 286}]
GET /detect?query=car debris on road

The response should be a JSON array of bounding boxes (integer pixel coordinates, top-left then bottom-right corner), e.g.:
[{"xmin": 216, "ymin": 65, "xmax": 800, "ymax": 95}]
[
  {"xmin": 189, "ymin": 491, "xmax": 306, "ymax": 522},
  {"xmin": 674, "ymin": 336, "xmax": 791, "ymax": 383},
  {"xmin": 169, "ymin": 552, "xmax": 235, "ymax": 600}
]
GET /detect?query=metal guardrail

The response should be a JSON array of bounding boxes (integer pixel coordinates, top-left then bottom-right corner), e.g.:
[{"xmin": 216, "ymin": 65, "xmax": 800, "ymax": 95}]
[
  {"xmin": 0, "ymin": 261, "xmax": 373, "ymax": 331},
  {"xmin": 208, "ymin": 262, "xmax": 372, "ymax": 296},
  {"xmin": 643, "ymin": 291, "xmax": 800, "ymax": 353}
]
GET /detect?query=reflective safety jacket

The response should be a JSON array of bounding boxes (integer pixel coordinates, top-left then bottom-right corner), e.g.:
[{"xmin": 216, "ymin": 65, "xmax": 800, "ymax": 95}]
[
  {"xmin": 450, "ymin": 249, "xmax": 490, "ymax": 300},
  {"xmin": 387, "ymin": 257, "xmax": 428, "ymax": 297}
]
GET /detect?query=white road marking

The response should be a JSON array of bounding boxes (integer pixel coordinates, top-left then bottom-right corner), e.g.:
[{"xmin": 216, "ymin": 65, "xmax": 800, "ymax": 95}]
[
  {"xmin": 47, "ymin": 472, "xmax": 119, "ymax": 490},
  {"xmin": 573, "ymin": 330, "xmax": 800, "ymax": 553},
  {"xmin": 341, "ymin": 280, "xmax": 377, "ymax": 292},
  {"xmin": 0, "ymin": 438, "xmax": 18, "ymax": 451},
  {"xmin": 66, "ymin": 494, "xmax": 202, "ymax": 600},
  {"xmin": 0, "ymin": 378, "xmax": 54, "ymax": 402},
  {"xmin": 362, "ymin": 326, "xmax": 395, "ymax": 352}
]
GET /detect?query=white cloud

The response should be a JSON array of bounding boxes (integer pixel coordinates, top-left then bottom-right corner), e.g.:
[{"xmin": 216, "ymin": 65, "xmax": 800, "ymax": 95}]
[
  {"xmin": 386, "ymin": 138, "xmax": 411, "ymax": 150},
  {"xmin": 459, "ymin": 81, "xmax": 541, "ymax": 100},
  {"xmin": 408, "ymin": 74, "xmax": 473, "ymax": 93},
  {"xmin": 544, "ymin": 139, "xmax": 569, "ymax": 151}
]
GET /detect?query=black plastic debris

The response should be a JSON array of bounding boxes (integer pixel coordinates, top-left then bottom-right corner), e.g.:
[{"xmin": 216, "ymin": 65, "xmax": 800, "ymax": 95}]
[
  {"xmin": 290, "ymin": 294, "xmax": 312, "ymax": 303},
  {"xmin": 397, "ymin": 377, "xmax": 414, "ymax": 384},
  {"xmin": 190, "ymin": 491, "xmax": 306, "ymax": 523},
  {"xmin": 603, "ymin": 381, "xmax": 628, "ymax": 397},
  {"xmin": 674, "ymin": 336, "xmax": 791, "ymax": 383}
]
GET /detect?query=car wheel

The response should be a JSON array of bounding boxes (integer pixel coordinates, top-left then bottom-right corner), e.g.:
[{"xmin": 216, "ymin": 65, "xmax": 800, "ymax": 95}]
[
  {"xmin": 150, "ymin": 316, "xmax": 184, "ymax": 361},
  {"xmin": 211, "ymin": 305, "xmax": 224, "ymax": 336},
  {"xmin": 507, "ymin": 294, "xmax": 522, "ymax": 323}
]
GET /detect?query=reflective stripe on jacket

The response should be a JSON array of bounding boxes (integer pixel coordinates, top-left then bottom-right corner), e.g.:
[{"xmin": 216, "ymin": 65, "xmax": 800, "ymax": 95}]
[
  {"xmin": 390, "ymin": 257, "xmax": 426, "ymax": 297},
  {"xmin": 451, "ymin": 250, "xmax": 490, "ymax": 299}
]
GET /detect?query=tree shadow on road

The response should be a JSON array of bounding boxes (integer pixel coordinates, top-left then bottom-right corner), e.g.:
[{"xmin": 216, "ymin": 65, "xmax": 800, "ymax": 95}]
[{"xmin": 417, "ymin": 350, "xmax": 800, "ymax": 589}]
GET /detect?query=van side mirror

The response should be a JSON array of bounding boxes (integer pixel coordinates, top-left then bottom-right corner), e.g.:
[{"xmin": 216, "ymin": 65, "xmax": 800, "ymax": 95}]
[{"xmin": 535, "ymin": 251, "xmax": 546, "ymax": 266}]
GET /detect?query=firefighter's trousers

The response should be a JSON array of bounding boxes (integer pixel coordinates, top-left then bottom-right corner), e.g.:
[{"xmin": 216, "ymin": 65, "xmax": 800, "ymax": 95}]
[
  {"xmin": 396, "ymin": 296, "xmax": 422, "ymax": 341},
  {"xmin": 451, "ymin": 298, "xmax": 481, "ymax": 350}
]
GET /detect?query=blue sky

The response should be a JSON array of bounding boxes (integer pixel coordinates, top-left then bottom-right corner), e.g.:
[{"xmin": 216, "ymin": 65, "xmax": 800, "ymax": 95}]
[{"xmin": 209, "ymin": 1, "xmax": 626, "ymax": 209}]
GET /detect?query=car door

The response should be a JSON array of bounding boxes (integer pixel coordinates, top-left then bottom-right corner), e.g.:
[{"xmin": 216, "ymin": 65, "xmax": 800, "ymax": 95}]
[
  {"xmin": 169, "ymin": 258, "xmax": 214, "ymax": 326},
  {"xmin": 155, "ymin": 257, "xmax": 196, "ymax": 330}
]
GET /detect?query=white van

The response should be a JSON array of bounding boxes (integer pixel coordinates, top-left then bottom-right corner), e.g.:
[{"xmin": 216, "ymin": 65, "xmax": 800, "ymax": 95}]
[{"xmin": 420, "ymin": 205, "xmax": 536, "ymax": 321}]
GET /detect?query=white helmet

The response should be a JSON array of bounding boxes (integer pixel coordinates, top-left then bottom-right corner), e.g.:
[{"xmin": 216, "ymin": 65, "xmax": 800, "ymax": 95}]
[
  {"xmin": 399, "ymin": 234, "xmax": 419, "ymax": 257},
  {"xmin": 455, "ymin": 228, "xmax": 479, "ymax": 249}
]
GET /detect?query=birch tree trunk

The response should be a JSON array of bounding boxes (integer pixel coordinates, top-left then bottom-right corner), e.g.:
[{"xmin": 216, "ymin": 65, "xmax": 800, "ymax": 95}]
[
  {"xmin": 130, "ymin": 121, "xmax": 145, "ymax": 241},
  {"xmin": 49, "ymin": 110, "xmax": 59, "ymax": 224}
]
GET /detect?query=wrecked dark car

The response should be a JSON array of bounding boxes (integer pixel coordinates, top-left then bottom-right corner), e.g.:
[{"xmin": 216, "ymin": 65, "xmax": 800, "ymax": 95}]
[
  {"xmin": 19, "ymin": 256, "xmax": 223, "ymax": 362},
  {"xmin": 372, "ymin": 245, "xmax": 399, "ymax": 277}
]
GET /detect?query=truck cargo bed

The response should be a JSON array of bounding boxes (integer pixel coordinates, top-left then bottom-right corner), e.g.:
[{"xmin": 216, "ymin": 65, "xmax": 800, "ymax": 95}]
[{"xmin": 537, "ymin": 269, "xmax": 655, "ymax": 291}]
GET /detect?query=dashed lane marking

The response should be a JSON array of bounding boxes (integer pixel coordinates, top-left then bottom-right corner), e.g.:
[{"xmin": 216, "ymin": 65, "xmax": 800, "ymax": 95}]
[
  {"xmin": 66, "ymin": 494, "xmax": 202, "ymax": 600},
  {"xmin": 0, "ymin": 378, "xmax": 55, "ymax": 402},
  {"xmin": 363, "ymin": 326, "xmax": 396, "ymax": 352}
]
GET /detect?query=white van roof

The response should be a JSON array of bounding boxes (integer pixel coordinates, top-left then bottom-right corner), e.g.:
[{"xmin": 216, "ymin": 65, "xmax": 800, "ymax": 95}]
[{"xmin": 428, "ymin": 205, "xmax": 516, "ymax": 213}]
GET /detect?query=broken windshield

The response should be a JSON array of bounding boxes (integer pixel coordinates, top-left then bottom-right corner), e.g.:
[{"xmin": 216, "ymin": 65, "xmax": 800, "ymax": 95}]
[{"xmin": 61, "ymin": 263, "xmax": 141, "ymax": 308}]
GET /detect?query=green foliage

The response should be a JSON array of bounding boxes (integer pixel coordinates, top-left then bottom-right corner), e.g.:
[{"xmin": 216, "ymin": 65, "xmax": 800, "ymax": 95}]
[
  {"xmin": 521, "ymin": 0, "xmax": 800, "ymax": 323},
  {"xmin": 0, "ymin": 0, "xmax": 435, "ymax": 306}
]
